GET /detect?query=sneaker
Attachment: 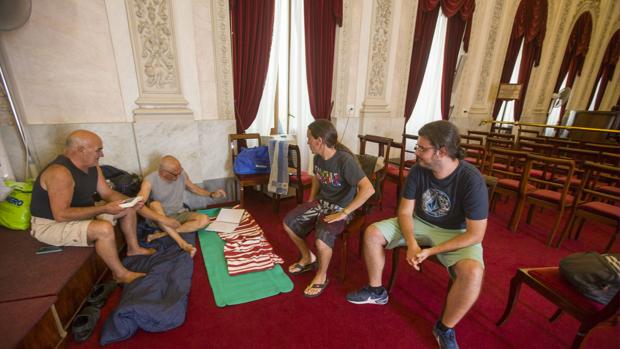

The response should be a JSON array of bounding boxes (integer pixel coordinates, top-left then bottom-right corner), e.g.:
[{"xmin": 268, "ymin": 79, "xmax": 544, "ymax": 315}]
[
  {"xmin": 433, "ymin": 321, "xmax": 459, "ymax": 349},
  {"xmin": 346, "ymin": 285, "xmax": 388, "ymax": 305}
]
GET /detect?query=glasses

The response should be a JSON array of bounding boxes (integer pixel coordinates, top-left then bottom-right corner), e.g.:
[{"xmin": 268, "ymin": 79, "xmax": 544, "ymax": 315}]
[
  {"xmin": 414, "ymin": 144, "xmax": 435, "ymax": 153},
  {"xmin": 161, "ymin": 168, "xmax": 182, "ymax": 178}
]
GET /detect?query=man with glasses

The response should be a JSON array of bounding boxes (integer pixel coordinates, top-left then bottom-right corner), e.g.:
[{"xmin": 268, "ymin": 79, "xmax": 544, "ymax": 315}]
[
  {"xmin": 30, "ymin": 130, "xmax": 153, "ymax": 284},
  {"xmin": 138, "ymin": 155, "xmax": 226, "ymax": 257},
  {"xmin": 346, "ymin": 121, "xmax": 488, "ymax": 349}
]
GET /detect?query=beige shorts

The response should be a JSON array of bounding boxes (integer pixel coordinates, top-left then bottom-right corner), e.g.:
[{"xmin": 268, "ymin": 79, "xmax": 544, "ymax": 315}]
[{"xmin": 30, "ymin": 216, "xmax": 93, "ymax": 247}]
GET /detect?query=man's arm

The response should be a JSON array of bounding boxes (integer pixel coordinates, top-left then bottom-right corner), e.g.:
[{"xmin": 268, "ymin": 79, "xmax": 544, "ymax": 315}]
[
  {"xmin": 414, "ymin": 218, "xmax": 487, "ymax": 266},
  {"xmin": 136, "ymin": 179, "xmax": 180, "ymax": 228},
  {"xmin": 45, "ymin": 165, "xmax": 125, "ymax": 222},
  {"xmin": 397, "ymin": 198, "xmax": 422, "ymax": 268},
  {"xmin": 184, "ymin": 173, "xmax": 226, "ymax": 198},
  {"xmin": 323, "ymin": 177, "xmax": 375, "ymax": 223},
  {"xmin": 307, "ymin": 176, "xmax": 320, "ymax": 202},
  {"xmin": 96, "ymin": 166, "xmax": 128, "ymax": 202}
]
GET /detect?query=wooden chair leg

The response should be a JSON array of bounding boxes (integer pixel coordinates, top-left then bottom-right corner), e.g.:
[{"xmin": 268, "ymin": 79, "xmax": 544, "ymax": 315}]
[
  {"xmin": 557, "ymin": 212, "xmax": 577, "ymax": 248},
  {"xmin": 509, "ymin": 197, "xmax": 526, "ymax": 232},
  {"xmin": 549, "ymin": 308, "xmax": 563, "ymax": 322},
  {"xmin": 387, "ymin": 248, "xmax": 402, "ymax": 293},
  {"xmin": 496, "ymin": 272, "xmax": 524, "ymax": 327},
  {"xmin": 547, "ymin": 208, "xmax": 565, "ymax": 246},
  {"xmin": 574, "ymin": 218, "xmax": 585, "ymax": 240},
  {"xmin": 571, "ymin": 323, "xmax": 592, "ymax": 349},
  {"xmin": 605, "ymin": 227, "xmax": 619, "ymax": 253},
  {"xmin": 526, "ymin": 204, "xmax": 536, "ymax": 224},
  {"xmin": 296, "ymin": 187, "xmax": 303, "ymax": 204},
  {"xmin": 239, "ymin": 185, "xmax": 245, "ymax": 208},
  {"xmin": 341, "ymin": 232, "xmax": 348, "ymax": 282}
]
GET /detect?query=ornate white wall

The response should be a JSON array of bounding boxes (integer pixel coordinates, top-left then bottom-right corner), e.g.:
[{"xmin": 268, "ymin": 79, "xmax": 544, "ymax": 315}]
[{"xmin": 1, "ymin": 0, "xmax": 618, "ymax": 182}]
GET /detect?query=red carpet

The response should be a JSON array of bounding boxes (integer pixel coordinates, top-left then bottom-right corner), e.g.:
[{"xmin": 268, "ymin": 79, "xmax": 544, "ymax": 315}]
[{"xmin": 68, "ymin": 182, "xmax": 619, "ymax": 348}]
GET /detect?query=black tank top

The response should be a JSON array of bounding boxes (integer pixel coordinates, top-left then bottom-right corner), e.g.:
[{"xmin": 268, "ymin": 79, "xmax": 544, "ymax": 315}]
[{"xmin": 30, "ymin": 155, "xmax": 98, "ymax": 220}]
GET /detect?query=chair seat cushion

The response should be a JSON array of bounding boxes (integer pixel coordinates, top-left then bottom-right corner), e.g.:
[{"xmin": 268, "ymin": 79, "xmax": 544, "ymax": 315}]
[
  {"xmin": 578, "ymin": 201, "xmax": 620, "ymax": 220},
  {"xmin": 492, "ymin": 163, "xmax": 508, "ymax": 170},
  {"xmin": 404, "ymin": 159, "xmax": 416, "ymax": 167},
  {"xmin": 528, "ymin": 189, "xmax": 574, "ymax": 205},
  {"xmin": 464, "ymin": 157, "xmax": 481, "ymax": 165},
  {"xmin": 554, "ymin": 175, "xmax": 581, "ymax": 186},
  {"xmin": 527, "ymin": 267, "xmax": 604, "ymax": 313},
  {"xmin": 497, "ymin": 178, "xmax": 535, "ymax": 192},
  {"xmin": 386, "ymin": 164, "xmax": 401, "ymax": 178},
  {"xmin": 290, "ymin": 171, "xmax": 313, "ymax": 185},
  {"xmin": 529, "ymin": 169, "xmax": 552, "ymax": 180},
  {"xmin": 597, "ymin": 185, "xmax": 620, "ymax": 196}
]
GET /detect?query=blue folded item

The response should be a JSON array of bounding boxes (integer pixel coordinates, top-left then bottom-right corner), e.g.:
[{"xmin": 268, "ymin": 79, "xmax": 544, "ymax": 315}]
[{"xmin": 234, "ymin": 146, "xmax": 271, "ymax": 174}]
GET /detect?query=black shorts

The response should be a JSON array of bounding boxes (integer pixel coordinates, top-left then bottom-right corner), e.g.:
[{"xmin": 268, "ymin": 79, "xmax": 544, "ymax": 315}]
[{"xmin": 283, "ymin": 200, "xmax": 352, "ymax": 248}]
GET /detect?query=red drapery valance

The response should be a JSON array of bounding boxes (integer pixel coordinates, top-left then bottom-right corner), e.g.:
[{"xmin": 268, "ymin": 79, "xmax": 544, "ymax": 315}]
[
  {"xmin": 587, "ymin": 30, "xmax": 620, "ymax": 110},
  {"xmin": 403, "ymin": 0, "xmax": 475, "ymax": 122},
  {"xmin": 304, "ymin": 0, "xmax": 342, "ymax": 120},
  {"xmin": 230, "ymin": 0, "xmax": 275, "ymax": 133},
  {"xmin": 492, "ymin": 0, "xmax": 547, "ymax": 121}
]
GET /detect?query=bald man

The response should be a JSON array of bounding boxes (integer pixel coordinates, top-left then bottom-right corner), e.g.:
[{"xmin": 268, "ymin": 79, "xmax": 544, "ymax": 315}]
[
  {"xmin": 137, "ymin": 155, "xmax": 226, "ymax": 257},
  {"xmin": 30, "ymin": 130, "xmax": 154, "ymax": 284}
]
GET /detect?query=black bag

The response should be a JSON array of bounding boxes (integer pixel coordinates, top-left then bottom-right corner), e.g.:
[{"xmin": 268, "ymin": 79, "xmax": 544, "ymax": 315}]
[
  {"xmin": 100, "ymin": 165, "xmax": 142, "ymax": 197},
  {"xmin": 559, "ymin": 252, "xmax": 620, "ymax": 305}
]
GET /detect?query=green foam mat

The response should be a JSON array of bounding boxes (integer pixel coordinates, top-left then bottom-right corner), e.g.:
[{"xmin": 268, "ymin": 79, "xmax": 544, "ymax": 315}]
[{"xmin": 197, "ymin": 208, "xmax": 293, "ymax": 307}]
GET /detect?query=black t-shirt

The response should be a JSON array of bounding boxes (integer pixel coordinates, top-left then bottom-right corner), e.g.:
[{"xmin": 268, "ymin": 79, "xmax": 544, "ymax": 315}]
[
  {"xmin": 403, "ymin": 160, "xmax": 488, "ymax": 229},
  {"xmin": 314, "ymin": 150, "xmax": 366, "ymax": 208}
]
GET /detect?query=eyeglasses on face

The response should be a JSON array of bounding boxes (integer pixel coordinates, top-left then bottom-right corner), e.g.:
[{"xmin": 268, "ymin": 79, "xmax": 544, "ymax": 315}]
[
  {"xmin": 161, "ymin": 168, "xmax": 182, "ymax": 178},
  {"xmin": 414, "ymin": 144, "xmax": 435, "ymax": 153}
]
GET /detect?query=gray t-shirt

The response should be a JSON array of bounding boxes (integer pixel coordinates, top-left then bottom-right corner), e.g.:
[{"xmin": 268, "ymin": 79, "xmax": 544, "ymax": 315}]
[
  {"xmin": 403, "ymin": 160, "xmax": 488, "ymax": 229},
  {"xmin": 144, "ymin": 171, "xmax": 186, "ymax": 216},
  {"xmin": 314, "ymin": 150, "xmax": 366, "ymax": 208}
]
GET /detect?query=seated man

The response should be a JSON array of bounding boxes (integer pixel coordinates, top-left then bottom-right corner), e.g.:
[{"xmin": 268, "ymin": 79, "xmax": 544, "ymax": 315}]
[
  {"xmin": 138, "ymin": 155, "xmax": 226, "ymax": 257},
  {"xmin": 346, "ymin": 121, "xmax": 488, "ymax": 349},
  {"xmin": 30, "ymin": 130, "xmax": 154, "ymax": 284}
]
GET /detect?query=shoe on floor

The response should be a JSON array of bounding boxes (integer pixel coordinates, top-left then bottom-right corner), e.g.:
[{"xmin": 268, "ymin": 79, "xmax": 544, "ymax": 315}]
[
  {"xmin": 86, "ymin": 280, "xmax": 117, "ymax": 308},
  {"xmin": 433, "ymin": 321, "xmax": 459, "ymax": 349},
  {"xmin": 72, "ymin": 306, "xmax": 100, "ymax": 342},
  {"xmin": 346, "ymin": 285, "xmax": 388, "ymax": 305}
]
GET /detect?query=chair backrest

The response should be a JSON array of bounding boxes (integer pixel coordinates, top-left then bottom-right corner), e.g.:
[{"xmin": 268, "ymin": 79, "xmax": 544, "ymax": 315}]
[
  {"xmin": 488, "ymin": 132, "xmax": 515, "ymax": 141},
  {"xmin": 487, "ymin": 147, "xmax": 528, "ymax": 181},
  {"xmin": 399, "ymin": 133, "xmax": 419, "ymax": 180},
  {"xmin": 358, "ymin": 134, "xmax": 393, "ymax": 211},
  {"xmin": 490, "ymin": 124, "xmax": 513, "ymax": 134},
  {"xmin": 517, "ymin": 135, "xmax": 543, "ymax": 144},
  {"xmin": 521, "ymin": 154, "xmax": 575, "ymax": 200},
  {"xmin": 287, "ymin": 144, "xmax": 303, "ymax": 180},
  {"xmin": 575, "ymin": 161, "xmax": 620, "ymax": 205},
  {"xmin": 600, "ymin": 152, "xmax": 620, "ymax": 167},
  {"xmin": 468, "ymin": 130, "xmax": 490, "ymax": 139},
  {"xmin": 556, "ymin": 147, "xmax": 600, "ymax": 169},
  {"xmin": 460, "ymin": 134, "xmax": 484, "ymax": 145},
  {"xmin": 516, "ymin": 140, "xmax": 555, "ymax": 156},
  {"xmin": 461, "ymin": 143, "xmax": 486, "ymax": 172},
  {"xmin": 486, "ymin": 136, "xmax": 514, "ymax": 149},
  {"xmin": 545, "ymin": 137, "xmax": 580, "ymax": 148},
  {"xmin": 229, "ymin": 133, "xmax": 262, "ymax": 165},
  {"xmin": 582, "ymin": 142, "xmax": 620, "ymax": 153},
  {"xmin": 517, "ymin": 128, "xmax": 540, "ymax": 139}
]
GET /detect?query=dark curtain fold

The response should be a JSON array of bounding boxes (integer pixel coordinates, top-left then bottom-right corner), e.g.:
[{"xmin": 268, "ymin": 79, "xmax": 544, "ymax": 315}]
[
  {"xmin": 587, "ymin": 30, "xmax": 620, "ymax": 110},
  {"xmin": 403, "ymin": 0, "xmax": 475, "ymax": 122},
  {"xmin": 552, "ymin": 12, "xmax": 592, "ymax": 122},
  {"xmin": 492, "ymin": 0, "xmax": 547, "ymax": 121},
  {"xmin": 304, "ymin": 0, "xmax": 342, "ymax": 120},
  {"xmin": 230, "ymin": 0, "xmax": 275, "ymax": 133}
]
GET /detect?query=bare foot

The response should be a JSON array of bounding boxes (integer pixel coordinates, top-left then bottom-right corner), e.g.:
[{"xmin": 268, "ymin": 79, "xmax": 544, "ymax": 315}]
[
  {"xmin": 114, "ymin": 271, "xmax": 146, "ymax": 284},
  {"xmin": 181, "ymin": 244, "xmax": 197, "ymax": 258},
  {"xmin": 147, "ymin": 231, "xmax": 167, "ymax": 242},
  {"xmin": 127, "ymin": 247, "xmax": 156, "ymax": 256}
]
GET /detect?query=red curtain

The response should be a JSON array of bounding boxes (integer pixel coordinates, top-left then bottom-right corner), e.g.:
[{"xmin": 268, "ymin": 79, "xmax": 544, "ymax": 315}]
[
  {"xmin": 552, "ymin": 12, "xmax": 592, "ymax": 122},
  {"xmin": 403, "ymin": 0, "xmax": 475, "ymax": 122},
  {"xmin": 230, "ymin": 0, "xmax": 275, "ymax": 133},
  {"xmin": 587, "ymin": 30, "xmax": 620, "ymax": 110},
  {"xmin": 304, "ymin": 0, "xmax": 342, "ymax": 120},
  {"xmin": 492, "ymin": 0, "xmax": 547, "ymax": 121}
]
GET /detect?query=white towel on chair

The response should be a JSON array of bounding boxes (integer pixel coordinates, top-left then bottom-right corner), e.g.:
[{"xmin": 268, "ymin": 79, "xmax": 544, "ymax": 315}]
[{"xmin": 268, "ymin": 139, "xmax": 289, "ymax": 195}]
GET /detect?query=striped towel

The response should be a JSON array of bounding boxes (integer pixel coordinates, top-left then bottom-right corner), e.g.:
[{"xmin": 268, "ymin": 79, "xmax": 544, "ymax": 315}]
[
  {"xmin": 218, "ymin": 211, "xmax": 284, "ymax": 276},
  {"xmin": 267, "ymin": 139, "xmax": 289, "ymax": 195}
]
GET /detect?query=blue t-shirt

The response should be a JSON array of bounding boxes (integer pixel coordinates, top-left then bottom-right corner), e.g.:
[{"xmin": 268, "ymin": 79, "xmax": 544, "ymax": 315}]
[{"xmin": 403, "ymin": 160, "xmax": 488, "ymax": 229}]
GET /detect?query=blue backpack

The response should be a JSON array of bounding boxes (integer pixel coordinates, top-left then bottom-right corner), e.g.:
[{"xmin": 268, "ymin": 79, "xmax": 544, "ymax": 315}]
[{"xmin": 233, "ymin": 146, "xmax": 271, "ymax": 174}]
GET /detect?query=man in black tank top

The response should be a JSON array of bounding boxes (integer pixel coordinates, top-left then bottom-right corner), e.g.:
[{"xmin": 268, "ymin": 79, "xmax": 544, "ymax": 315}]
[{"xmin": 30, "ymin": 130, "xmax": 154, "ymax": 284}]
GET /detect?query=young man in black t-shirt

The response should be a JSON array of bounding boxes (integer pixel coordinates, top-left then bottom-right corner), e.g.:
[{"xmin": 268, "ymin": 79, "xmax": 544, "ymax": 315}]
[{"xmin": 347, "ymin": 121, "xmax": 488, "ymax": 349}]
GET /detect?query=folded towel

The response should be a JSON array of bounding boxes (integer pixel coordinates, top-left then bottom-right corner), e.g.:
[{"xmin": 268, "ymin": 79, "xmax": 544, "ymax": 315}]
[{"xmin": 268, "ymin": 139, "xmax": 289, "ymax": 195}]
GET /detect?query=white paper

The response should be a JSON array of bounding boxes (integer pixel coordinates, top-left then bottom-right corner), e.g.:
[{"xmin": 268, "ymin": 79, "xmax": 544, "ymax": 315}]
[
  {"xmin": 216, "ymin": 208, "xmax": 244, "ymax": 224},
  {"xmin": 206, "ymin": 221, "xmax": 239, "ymax": 234}
]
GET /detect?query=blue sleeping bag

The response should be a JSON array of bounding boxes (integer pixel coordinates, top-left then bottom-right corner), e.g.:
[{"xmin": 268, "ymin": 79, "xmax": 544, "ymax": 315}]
[{"xmin": 100, "ymin": 234, "xmax": 194, "ymax": 345}]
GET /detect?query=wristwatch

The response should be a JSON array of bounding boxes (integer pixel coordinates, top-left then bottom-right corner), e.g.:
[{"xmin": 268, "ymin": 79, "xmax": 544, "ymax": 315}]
[
  {"xmin": 209, "ymin": 192, "xmax": 215, "ymax": 198},
  {"xmin": 342, "ymin": 208, "xmax": 350, "ymax": 216}
]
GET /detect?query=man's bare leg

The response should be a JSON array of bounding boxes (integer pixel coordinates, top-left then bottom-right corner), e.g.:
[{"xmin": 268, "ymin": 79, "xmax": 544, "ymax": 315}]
[
  {"xmin": 304, "ymin": 239, "xmax": 332, "ymax": 296},
  {"xmin": 88, "ymin": 220, "xmax": 145, "ymax": 283},
  {"xmin": 283, "ymin": 224, "xmax": 316, "ymax": 272},
  {"xmin": 364, "ymin": 225, "xmax": 388, "ymax": 287},
  {"xmin": 149, "ymin": 202, "xmax": 196, "ymax": 258},
  {"xmin": 440, "ymin": 259, "xmax": 484, "ymax": 327},
  {"xmin": 175, "ymin": 212, "xmax": 210, "ymax": 233},
  {"xmin": 119, "ymin": 209, "xmax": 155, "ymax": 256}
]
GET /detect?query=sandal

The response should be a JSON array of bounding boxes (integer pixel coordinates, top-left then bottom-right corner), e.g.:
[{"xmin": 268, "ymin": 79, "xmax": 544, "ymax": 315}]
[
  {"xmin": 289, "ymin": 261, "xmax": 318, "ymax": 275},
  {"xmin": 303, "ymin": 279, "xmax": 330, "ymax": 298}
]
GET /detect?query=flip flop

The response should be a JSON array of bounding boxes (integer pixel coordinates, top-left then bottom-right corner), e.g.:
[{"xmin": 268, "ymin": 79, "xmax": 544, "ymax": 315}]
[
  {"xmin": 289, "ymin": 261, "xmax": 318, "ymax": 275},
  {"xmin": 304, "ymin": 279, "xmax": 330, "ymax": 298}
]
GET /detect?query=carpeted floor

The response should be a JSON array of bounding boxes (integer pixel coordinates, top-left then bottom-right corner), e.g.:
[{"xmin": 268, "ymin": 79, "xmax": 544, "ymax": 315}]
[{"xmin": 68, "ymin": 181, "xmax": 619, "ymax": 348}]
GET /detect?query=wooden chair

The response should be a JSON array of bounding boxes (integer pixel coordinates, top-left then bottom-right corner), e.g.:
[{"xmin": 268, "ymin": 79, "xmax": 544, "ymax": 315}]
[
  {"xmin": 559, "ymin": 161, "xmax": 620, "ymax": 251},
  {"xmin": 358, "ymin": 134, "xmax": 393, "ymax": 210},
  {"xmin": 462, "ymin": 143, "xmax": 486, "ymax": 172},
  {"xmin": 486, "ymin": 136, "xmax": 514, "ymax": 150},
  {"xmin": 386, "ymin": 134, "xmax": 418, "ymax": 212},
  {"xmin": 582, "ymin": 142, "xmax": 620, "ymax": 154},
  {"xmin": 467, "ymin": 130, "xmax": 490, "ymax": 139},
  {"xmin": 517, "ymin": 128, "xmax": 540, "ymax": 139},
  {"xmin": 490, "ymin": 124, "xmax": 513, "ymax": 134},
  {"xmin": 460, "ymin": 134, "xmax": 484, "ymax": 146},
  {"xmin": 497, "ymin": 267, "xmax": 620, "ymax": 349},
  {"xmin": 228, "ymin": 133, "xmax": 272, "ymax": 209},
  {"xmin": 511, "ymin": 154, "xmax": 576, "ymax": 245},
  {"xmin": 287, "ymin": 144, "xmax": 313, "ymax": 204}
]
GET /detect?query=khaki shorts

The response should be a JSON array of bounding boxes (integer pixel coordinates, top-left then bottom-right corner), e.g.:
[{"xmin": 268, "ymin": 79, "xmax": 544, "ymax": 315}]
[
  {"xmin": 371, "ymin": 216, "xmax": 484, "ymax": 273},
  {"xmin": 30, "ymin": 216, "xmax": 93, "ymax": 247}
]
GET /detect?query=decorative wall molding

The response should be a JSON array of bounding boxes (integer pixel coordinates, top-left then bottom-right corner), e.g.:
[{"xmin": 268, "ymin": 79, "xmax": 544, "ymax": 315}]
[
  {"xmin": 334, "ymin": 0, "xmax": 352, "ymax": 119},
  {"xmin": 473, "ymin": 0, "xmax": 505, "ymax": 110},
  {"xmin": 126, "ymin": 0, "xmax": 191, "ymax": 117},
  {"xmin": 395, "ymin": 0, "xmax": 417, "ymax": 121},
  {"xmin": 210, "ymin": 0, "xmax": 235, "ymax": 119},
  {"xmin": 361, "ymin": 0, "xmax": 392, "ymax": 116}
]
